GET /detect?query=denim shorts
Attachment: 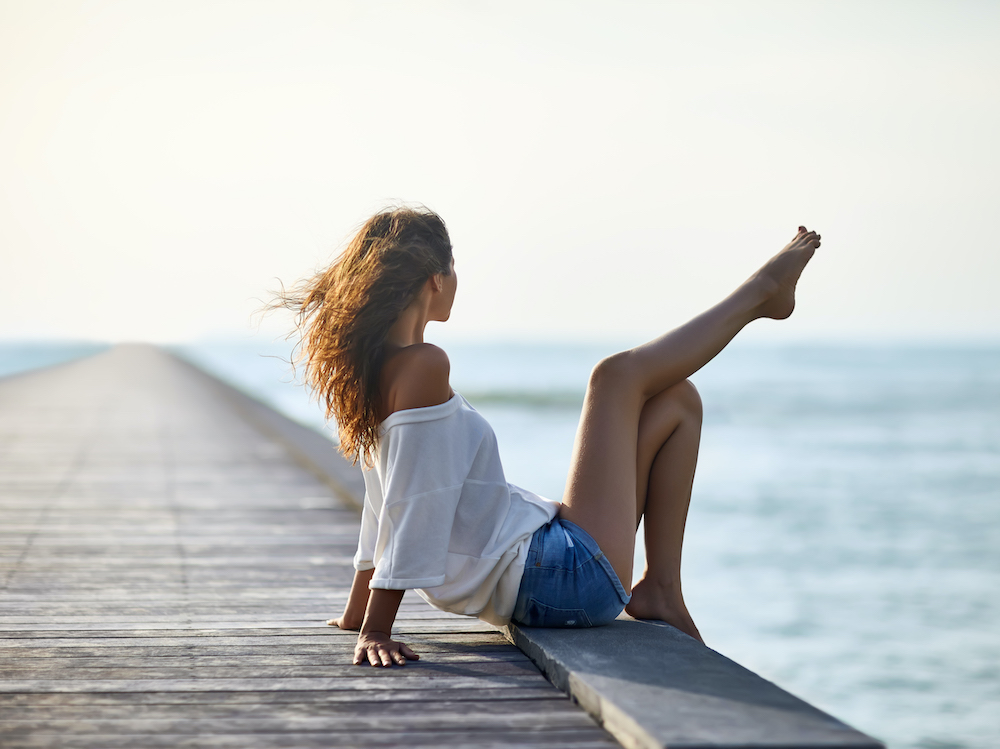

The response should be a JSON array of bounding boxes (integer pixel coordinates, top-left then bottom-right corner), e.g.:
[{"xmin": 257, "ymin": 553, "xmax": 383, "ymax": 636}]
[{"xmin": 510, "ymin": 518, "xmax": 631, "ymax": 628}]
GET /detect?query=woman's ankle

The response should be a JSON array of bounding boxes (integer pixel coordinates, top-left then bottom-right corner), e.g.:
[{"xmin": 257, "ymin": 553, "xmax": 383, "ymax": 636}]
[
  {"xmin": 625, "ymin": 578, "xmax": 703, "ymax": 642},
  {"xmin": 631, "ymin": 575, "xmax": 683, "ymax": 604}
]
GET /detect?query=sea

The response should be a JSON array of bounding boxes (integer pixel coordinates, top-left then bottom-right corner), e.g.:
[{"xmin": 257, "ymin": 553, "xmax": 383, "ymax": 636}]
[{"xmin": 2, "ymin": 338, "xmax": 998, "ymax": 749}]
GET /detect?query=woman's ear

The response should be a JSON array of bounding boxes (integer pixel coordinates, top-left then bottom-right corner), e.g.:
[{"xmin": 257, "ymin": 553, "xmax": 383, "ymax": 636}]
[{"xmin": 429, "ymin": 273, "xmax": 444, "ymax": 293}]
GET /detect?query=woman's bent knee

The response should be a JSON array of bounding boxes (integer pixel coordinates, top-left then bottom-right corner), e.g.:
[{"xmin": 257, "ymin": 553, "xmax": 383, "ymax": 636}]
[
  {"xmin": 588, "ymin": 351, "xmax": 639, "ymax": 390},
  {"xmin": 671, "ymin": 379, "xmax": 703, "ymax": 419},
  {"xmin": 639, "ymin": 380, "xmax": 703, "ymax": 439}
]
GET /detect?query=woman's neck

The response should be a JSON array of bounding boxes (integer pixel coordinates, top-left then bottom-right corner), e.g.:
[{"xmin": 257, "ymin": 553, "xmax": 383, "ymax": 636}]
[{"xmin": 384, "ymin": 302, "xmax": 429, "ymax": 348}]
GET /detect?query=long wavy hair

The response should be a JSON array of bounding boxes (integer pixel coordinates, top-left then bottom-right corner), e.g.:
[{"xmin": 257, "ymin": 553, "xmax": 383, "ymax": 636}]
[{"xmin": 275, "ymin": 207, "xmax": 453, "ymax": 465}]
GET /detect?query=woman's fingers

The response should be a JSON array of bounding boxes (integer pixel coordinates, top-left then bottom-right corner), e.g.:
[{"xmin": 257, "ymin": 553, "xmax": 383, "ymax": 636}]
[{"xmin": 353, "ymin": 637, "xmax": 419, "ymax": 667}]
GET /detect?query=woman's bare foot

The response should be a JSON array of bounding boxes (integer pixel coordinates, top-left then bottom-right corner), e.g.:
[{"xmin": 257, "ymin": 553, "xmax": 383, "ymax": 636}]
[
  {"xmin": 625, "ymin": 577, "xmax": 705, "ymax": 643},
  {"xmin": 750, "ymin": 226, "xmax": 822, "ymax": 320}
]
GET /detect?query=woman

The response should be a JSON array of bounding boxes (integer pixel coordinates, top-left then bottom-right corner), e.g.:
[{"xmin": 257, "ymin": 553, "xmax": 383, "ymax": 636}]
[{"xmin": 281, "ymin": 207, "xmax": 821, "ymax": 668}]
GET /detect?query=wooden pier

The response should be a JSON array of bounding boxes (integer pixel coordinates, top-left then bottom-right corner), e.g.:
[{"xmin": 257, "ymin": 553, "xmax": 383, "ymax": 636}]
[{"xmin": 0, "ymin": 345, "xmax": 618, "ymax": 748}]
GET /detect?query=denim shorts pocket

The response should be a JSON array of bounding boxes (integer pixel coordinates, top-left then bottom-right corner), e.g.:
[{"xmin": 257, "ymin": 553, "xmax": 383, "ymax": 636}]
[
  {"xmin": 511, "ymin": 519, "xmax": 629, "ymax": 629},
  {"xmin": 520, "ymin": 598, "xmax": 593, "ymax": 628},
  {"xmin": 533, "ymin": 523, "xmax": 590, "ymax": 571}
]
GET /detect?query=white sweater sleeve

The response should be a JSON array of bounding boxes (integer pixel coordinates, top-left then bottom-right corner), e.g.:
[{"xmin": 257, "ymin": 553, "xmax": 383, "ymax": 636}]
[
  {"xmin": 352, "ymin": 492, "xmax": 378, "ymax": 572},
  {"xmin": 369, "ymin": 417, "xmax": 479, "ymax": 590}
]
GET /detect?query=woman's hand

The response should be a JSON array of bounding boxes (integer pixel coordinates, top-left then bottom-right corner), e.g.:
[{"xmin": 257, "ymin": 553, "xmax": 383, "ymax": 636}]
[
  {"xmin": 354, "ymin": 630, "xmax": 420, "ymax": 667},
  {"xmin": 349, "ymin": 586, "xmax": 410, "ymax": 665},
  {"xmin": 326, "ymin": 615, "xmax": 361, "ymax": 630}
]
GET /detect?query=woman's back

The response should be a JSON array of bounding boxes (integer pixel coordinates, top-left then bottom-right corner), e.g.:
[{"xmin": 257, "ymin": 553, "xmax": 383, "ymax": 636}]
[
  {"xmin": 357, "ymin": 381, "xmax": 560, "ymax": 625},
  {"xmin": 377, "ymin": 342, "xmax": 453, "ymax": 423}
]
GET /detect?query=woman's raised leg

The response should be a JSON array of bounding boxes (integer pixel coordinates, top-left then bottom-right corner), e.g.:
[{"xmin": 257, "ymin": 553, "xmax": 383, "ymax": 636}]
[{"xmin": 558, "ymin": 228, "xmax": 821, "ymax": 606}]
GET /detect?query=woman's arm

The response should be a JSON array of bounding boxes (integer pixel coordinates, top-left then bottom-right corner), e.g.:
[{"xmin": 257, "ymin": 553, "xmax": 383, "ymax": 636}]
[
  {"xmin": 354, "ymin": 588, "xmax": 419, "ymax": 667},
  {"xmin": 330, "ymin": 571, "xmax": 419, "ymax": 666},
  {"xmin": 327, "ymin": 568, "xmax": 374, "ymax": 630},
  {"xmin": 341, "ymin": 343, "xmax": 447, "ymax": 666}
]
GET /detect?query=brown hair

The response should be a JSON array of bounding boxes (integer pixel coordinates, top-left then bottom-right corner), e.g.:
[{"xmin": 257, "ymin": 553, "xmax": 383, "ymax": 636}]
[{"xmin": 275, "ymin": 207, "xmax": 453, "ymax": 464}]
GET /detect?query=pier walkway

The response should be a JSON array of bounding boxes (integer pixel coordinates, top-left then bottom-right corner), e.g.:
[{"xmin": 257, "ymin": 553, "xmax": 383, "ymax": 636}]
[{"xmin": 0, "ymin": 346, "xmax": 618, "ymax": 748}]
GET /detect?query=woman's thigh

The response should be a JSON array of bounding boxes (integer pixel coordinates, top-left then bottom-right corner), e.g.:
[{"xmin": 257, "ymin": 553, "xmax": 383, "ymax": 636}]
[
  {"xmin": 558, "ymin": 352, "xmax": 646, "ymax": 591},
  {"xmin": 559, "ymin": 353, "xmax": 703, "ymax": 590}
]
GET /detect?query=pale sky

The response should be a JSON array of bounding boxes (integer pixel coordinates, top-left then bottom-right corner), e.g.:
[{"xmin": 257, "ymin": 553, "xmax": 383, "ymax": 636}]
[{"xmin": 2, "ymin": 0, "xmax": 998, "ymax": 343}]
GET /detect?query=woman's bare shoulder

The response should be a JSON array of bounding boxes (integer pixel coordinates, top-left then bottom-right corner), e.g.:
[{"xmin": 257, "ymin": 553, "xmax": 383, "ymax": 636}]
[{"xmin": 380, "ymin": 343, "xmax": 453, "ymax": 417}]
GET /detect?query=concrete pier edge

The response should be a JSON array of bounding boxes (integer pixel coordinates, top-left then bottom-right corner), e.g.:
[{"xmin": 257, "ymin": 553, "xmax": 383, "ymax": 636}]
[
  {"xmin": 170, "ymin": 353, "xmax": 366, "ymax": 511},
  {"xmin": 175, "ymin": 350, "xmax": 885, "ymax": 749},
  {"xmin": 503, "ymin": 620, "xmax": 883, "ymax": 749}
]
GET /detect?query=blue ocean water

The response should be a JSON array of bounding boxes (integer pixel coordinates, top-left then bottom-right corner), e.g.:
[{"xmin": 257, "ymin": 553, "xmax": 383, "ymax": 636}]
[
  {"xmin": 0, "ymin": 341, "xmax": 109, "ymax": 379},
  {"xmin": 3, "ymin": 339, "xmax": 998, "ymax": 748}
]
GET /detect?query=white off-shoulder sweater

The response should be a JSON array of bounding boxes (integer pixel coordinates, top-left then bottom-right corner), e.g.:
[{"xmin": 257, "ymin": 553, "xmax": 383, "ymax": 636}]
[{"xmin": 353, "ymin": 392, "xmax": 560, "ymax": 625}]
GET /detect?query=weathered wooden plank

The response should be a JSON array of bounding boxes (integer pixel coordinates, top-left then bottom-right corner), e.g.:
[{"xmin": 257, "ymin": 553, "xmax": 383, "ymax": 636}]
[
  {"xmin": 0, "ymin": 698, "xmax": 580, "ymax": 720},
  {"xmin": 0, "ymin": 614, "xmax": 479, "ymax": 627},
  {"xmin": 0, "ymin": 629, "xmax": 499, "ymax": 644},
  {"xmin": 0, "ymin": 606, "xmax": 480, "ymax": 620},
  {"xmin": 0, "ymin": 675, "xmax": 551, "ymax": 693},
  {"xmin": 0, "ymin": 711, "xmax": 602, "ymax": 734},
  {"xmin": 0, "ymin": 659, "xmax": 541, "ymax": 679},
  {"xmin": 0, "ymin": 688, "xmax": 564, "ymax": 706},
  {"xmin": 0, "ymin": 633, "xmax": 510, "ymax": 655},
  {"xmin": 0, "ymin": 653, "xmax": 533, "ymax": 669},
  {"xmin": 0, "ymin": 621, "xmax": 494, "ymax": 632},
  {"xmin": 0, "ymin": 729, "xmax": 620, "ymax": 749}
]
